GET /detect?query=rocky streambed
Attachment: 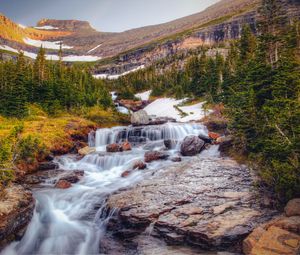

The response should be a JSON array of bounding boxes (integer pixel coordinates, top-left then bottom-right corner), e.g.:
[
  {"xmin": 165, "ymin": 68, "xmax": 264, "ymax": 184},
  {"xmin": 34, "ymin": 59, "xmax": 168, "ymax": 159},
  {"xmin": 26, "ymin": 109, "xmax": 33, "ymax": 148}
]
[{"xmin": 0, "ymin": 118, "xmax": 299, "ymax": 255}]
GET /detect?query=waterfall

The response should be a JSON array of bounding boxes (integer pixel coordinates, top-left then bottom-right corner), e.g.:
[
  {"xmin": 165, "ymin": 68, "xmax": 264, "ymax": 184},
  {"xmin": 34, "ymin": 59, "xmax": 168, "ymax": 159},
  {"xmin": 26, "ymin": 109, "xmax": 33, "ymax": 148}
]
[{"xmin": 1, "ymin": 122, "xmax": 216, "ymax": 255}]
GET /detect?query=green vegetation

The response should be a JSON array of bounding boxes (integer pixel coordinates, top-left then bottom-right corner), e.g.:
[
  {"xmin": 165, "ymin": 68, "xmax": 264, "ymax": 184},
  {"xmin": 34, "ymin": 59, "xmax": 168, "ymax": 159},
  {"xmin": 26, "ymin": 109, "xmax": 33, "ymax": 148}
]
[
  {"xmin": 0, "ymin": 46, "xmax": 113, "ymax": 118},
  {"xmin": 111, "ymin": 0, "xmax": 300, "ymax": 201}
]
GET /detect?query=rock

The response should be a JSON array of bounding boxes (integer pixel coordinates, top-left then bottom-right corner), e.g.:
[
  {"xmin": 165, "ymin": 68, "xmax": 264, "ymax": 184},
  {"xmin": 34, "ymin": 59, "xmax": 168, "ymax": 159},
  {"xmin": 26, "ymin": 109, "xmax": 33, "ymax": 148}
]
[
  {"xmin": 171, "ymin": 157, "xmax": 182, "ymax": 162},
  {"xmin": 148, "ymin": 117, "xmax": 176, "ymax": 125},
  {"xmin": 180, "ymin": 135, "xmax": 205, "ymax": 156},
  {"xmin": 106, "ymin": 158, "xmax": 275, "ymax": 250},
  {"xmin": 38, "ymin": 162, "xmax": 59, "ymax": 171},
  {"xmin": 208, "ymin": 132, "xmax": 221, "ymax": 140},
  {"xmin": 133, "ymin": 161, "xmax": 147, "ymax": 170},
  {"xmin": 164, "ymin": 139, "xmax": 177, "ymax": 150},
  {"xmin": 131, "ymin": 110, "xmax": 150, "ymax": 126},
  {"xmin": 78, "ymin": 146, "xmax": 96, "ymax": 156},
  {"xmin": 106, "ymin": 143, "xmax": 123, "ymax": 153},
  {"xmin": 57, "ymin": 170, "xmax": 84, "ymax": 184},
  {"xmin": 198, "ymin": 134, "xmax": 213, "ymax": 144},
  {"xmin": 0, "ymin": 185, "xmax": 35, "ymax": 249},
  {"xmin": 217, "ymin": 136, "xmax": 234, "ymax": 156},
  {"xmin": 121, "ymin": 141, "xmax": 132, "ymax": 151},
  {"xmin": 244, "ymin": 226, "xmax": 300, "ymax": 255},
  {"xmin": 285, "ymin": 198, "xmax": 300, "ymax": 217},
  {"xmin": 119, "ymin": 99, "xmax": 148, "ymax": 112},
  {"xmin": 55, "ymin": 180, "xmax": 72, "ymax": 189},
  {"xmin": 144, "ymin": 151, "xmax": 169, "ymax": 163},
  {"xmin": 121, "ymin": 170, "xmax": 132, "ymax": 178},
  {"xmin": 270, "ymin": 216, "xmax": 300, "ymax": 235}
]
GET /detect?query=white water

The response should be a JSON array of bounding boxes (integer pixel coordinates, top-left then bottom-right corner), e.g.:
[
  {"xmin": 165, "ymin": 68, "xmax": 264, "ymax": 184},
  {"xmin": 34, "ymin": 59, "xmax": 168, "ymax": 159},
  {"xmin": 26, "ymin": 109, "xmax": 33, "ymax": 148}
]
[{"xmin": 1, "ymin": 122, "xmax": 219, "ymax": 255}]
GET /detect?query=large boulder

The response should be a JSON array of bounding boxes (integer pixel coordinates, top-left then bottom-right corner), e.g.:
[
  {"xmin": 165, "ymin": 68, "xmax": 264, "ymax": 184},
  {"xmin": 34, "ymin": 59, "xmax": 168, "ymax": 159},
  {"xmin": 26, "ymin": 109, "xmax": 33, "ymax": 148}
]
[
  {"xmin": 180, "ymin": 135, "xmax": 205, "ymax": 156},
  {"xmin": 106, "ymin": 158, "xmax": 275, "ymax": 250},
  {"xmin": 0, "ymin": 185, "xmax": 35, "ymax": 249},
  {"xmin": 131, "ymin": 110, "xmax": 150, "ymax": 126},
  {"xmin": 144, "ymin": 151, "xmax": 169, "ymax": 163},
  {"xmin": 285, "ymin": 198, "xmax": 300, "ymax": 217}
]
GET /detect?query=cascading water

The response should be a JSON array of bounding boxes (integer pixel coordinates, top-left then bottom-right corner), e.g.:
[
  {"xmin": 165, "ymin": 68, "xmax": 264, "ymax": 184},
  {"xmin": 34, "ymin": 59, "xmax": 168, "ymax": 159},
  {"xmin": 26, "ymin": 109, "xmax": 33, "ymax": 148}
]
[{"xmin": 1, "ymin": 122, "xmax": 219, "ymax": 255}]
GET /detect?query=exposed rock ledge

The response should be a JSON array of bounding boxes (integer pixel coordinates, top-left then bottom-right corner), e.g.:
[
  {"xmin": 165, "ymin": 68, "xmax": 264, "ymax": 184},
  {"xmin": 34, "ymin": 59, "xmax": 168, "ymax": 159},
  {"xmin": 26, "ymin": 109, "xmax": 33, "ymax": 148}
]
[
  {"xmin": 0, "ymin": 185, "xmax": 35, "ymax": 250},
  {"xmin": 106, "ymin": 157, "xmax": 277, "ymax": 252}
]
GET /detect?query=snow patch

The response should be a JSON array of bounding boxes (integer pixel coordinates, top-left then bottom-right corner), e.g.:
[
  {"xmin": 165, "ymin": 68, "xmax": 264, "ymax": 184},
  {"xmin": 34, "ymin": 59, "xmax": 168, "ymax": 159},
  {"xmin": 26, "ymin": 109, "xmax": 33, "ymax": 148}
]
[
  {"xmin": 144, "ymin": 97, "xmax": 210, "ymax": 122},
  {"xmin": 88, "ymin": 44, "xmax": 102, "ymax": 53},
  {"xmin": 18, "ymin": 24, "xmax": 26, "ymax": 29},
  {"xmin": 93, "ymin": 65, "xmax": 145, "ymax": 80},
  {"xmin": 0, "ymin": 45, "xmax": 101, "ymax": 62},
  {"xmin": 34, "ymin": 26, "xmax": 59, "ymax": 30},
  {"xmin": 135, "ymin": 90, "xmax": 152, "ymax": 101},
  {"xmin": 23, "ymin": 38, "xmax": 73, "ymax": 50}
]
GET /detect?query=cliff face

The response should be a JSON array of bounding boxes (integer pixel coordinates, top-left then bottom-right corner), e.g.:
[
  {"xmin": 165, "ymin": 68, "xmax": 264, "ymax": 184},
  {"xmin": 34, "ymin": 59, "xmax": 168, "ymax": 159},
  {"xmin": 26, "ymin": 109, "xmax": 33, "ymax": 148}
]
[{"xmin": 37, "ymin": 19, "xmax": 96, "ymax": 32}]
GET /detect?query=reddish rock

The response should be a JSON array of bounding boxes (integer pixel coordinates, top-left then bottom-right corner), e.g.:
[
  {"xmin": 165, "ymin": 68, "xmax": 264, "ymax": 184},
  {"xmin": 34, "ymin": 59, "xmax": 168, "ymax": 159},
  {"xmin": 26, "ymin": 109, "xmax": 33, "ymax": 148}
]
[
  {"xmin": 285, "ymin": 198, "xmax": 300, "ymax": 217},
  {"xmin": 144, "ymin": 151, "xmax": 169, "ymax": 163},
  {"xmin": 208, "ymin": 132, "xmax": 221, "ymax": 140},
  {"xmin": 121, "ymin": 170, "xmax": 131, "ymax": 178},
  {"xmin": 106, "ymin": 143, "xmax": 123, "ymax": 153},
  {"xmin": 121, "ymin": 141, "xmax": 132, "ymax": 151},
  {"xmin": 55, "ymin": 180, "xmax": 72, "ymax": 189},
  {"xmin": 133, "ymin": 160, "xmax": 147, "ymax": 170},
  {"xmin": 58, "ymin": 170, "xmax": 84, "ymax": 183}
]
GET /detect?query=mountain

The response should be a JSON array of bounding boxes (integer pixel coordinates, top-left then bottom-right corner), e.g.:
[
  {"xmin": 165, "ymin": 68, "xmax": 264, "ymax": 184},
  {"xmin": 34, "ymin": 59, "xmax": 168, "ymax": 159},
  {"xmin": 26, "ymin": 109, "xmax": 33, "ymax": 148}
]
[{"xmin": 0, "ymin": 0, "xmax": 299, "ymax": 67}]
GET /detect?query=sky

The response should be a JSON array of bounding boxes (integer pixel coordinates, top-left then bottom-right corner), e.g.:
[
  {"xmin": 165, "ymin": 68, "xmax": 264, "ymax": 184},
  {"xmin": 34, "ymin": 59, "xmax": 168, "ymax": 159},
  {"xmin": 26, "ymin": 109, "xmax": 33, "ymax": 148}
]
[{"xmin": 0, "ymin": 0, "xmax": 219, "ymax": 32}]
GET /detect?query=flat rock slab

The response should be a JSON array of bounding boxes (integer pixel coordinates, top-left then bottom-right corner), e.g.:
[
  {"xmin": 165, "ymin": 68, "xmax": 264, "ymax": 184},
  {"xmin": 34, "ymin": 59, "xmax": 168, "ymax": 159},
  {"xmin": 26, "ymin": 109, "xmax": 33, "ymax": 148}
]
[{"xmin": 106, "ymin": 157, "xmax": 276, "ymax": 250}]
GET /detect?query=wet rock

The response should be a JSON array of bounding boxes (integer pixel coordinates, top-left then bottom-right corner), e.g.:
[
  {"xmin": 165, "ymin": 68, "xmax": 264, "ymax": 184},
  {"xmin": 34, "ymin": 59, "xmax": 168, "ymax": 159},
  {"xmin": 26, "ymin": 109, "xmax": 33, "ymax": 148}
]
[
  {"xmin": 106, "ymin": 143, "xmax": 123, "ymax": 153},
  {"xmin": 149, "ymin": 117, "xmax": 176, "ymax": 125},
  {"xmin": 38, "ymin": 162, "xmax": 59, "ymax": 171},
  {"xmin": 164, "ymin": 139, "xmax": 177, "ymax": 150},
  {"xmin": 180, "ymin": 135, "xmax": 205, "ymax": 156},
  {"xmin": 144, "ymin": 151, "xmax": 169, "ymax": 163},
  {"xmin": 78, "ymin": 146, "xmax": 96, "ymax": 156},
  {"xmin": 57, "ymin": 170, "xmax": 84, "ymax": 184},
  {"xmin": 0, "ymin": 185, "xmax": 35, "ymax": 249},
  {"xmin": 285, "ymin": 198, "xmax": 300, "ymax": 217},
  {"xmin": 133, "ymin": 161, "xmax": 147, "ymax": 170},
  {"xmin": 106, "ymin": 158, "xmax": 276, "ymax": 250},
  {"xmin": 208, "ymin": 132, "xmax": 221, "ymax": 140},
  {"xmin": 198, "ymin": 134, "xmax": 213, "ymax": 144},
  {"xmin": 121, "ymin": 170, "xmax": 132, "ymax": 178},
  {"xmin": 171, "ymin": 157, "xmax": 182, "ymax": 162},
  {"xmin": 131, "ymin": 110, "xmax": 150, "ymax": 126},
  {"xmin": 121, "ymin": 141, "xmax": 132, "ymax": 151},
  {"xmin": 55, "ymin": 180, "xmax": 72, "ymax": 189}
]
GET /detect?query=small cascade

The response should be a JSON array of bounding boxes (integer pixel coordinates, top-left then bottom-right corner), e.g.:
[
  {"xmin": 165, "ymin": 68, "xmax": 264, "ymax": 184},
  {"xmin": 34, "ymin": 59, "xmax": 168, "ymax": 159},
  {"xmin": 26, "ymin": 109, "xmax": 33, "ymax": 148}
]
[{"xmin": 92, "ymin": 123, "xmax": 208, "ymax": 148}]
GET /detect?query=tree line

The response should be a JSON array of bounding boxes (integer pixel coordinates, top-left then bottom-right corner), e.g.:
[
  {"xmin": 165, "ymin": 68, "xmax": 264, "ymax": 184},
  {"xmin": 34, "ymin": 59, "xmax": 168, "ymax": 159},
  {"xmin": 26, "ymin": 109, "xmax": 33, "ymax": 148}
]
[{"xmin": 0, "ymin": 47, "xmax": 112, "ymax": 118}]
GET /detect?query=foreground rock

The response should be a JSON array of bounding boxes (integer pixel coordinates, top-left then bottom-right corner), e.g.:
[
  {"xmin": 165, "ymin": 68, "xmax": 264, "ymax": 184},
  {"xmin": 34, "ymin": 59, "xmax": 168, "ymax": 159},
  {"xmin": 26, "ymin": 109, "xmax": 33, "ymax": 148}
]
[
  {"xmin": 0, "ymin": 185, "xmax": 35, "ymax": 250},
  {"xmin": 180, "ymin": 135, "xmax": 205, "ymax": 156},
  {"xmin": 243, "ymin": 199, "xmax": 300, "ymax": 255},
  {"xmin": 106, "ymin": 158, "xmax": 276, "ymax": 251},
  {"xmin": 131, "ymin": 110, "xmax": 150, "ymax": 126},
  {"xmin": 106, "ymin": 143, "xmax": 123, "ymax": 153}
]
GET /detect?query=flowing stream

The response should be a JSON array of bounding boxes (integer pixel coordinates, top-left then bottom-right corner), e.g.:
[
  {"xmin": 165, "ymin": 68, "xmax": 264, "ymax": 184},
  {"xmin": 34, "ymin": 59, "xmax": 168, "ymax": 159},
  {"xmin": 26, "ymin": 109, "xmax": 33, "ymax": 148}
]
[{"xmin": 2, "ymin": 122, "xmax": 220, "ymax": 255}]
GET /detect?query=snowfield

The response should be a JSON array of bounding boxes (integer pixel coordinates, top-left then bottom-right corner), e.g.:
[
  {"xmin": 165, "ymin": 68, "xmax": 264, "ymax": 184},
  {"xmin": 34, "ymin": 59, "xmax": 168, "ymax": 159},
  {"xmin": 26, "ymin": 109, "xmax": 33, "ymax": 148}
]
[
  {"xmin": 0, "ymin": 45, "xmax": 102, "ymax": 62},
  {"xmin": 23, "ymin": 38, "xmax": 73, "ymax": 50},
  {"xmin": 93, "ymin": 65, "xmax": 145, "ymax": 80},
  {"xmin": 34, "ymin": 26, "xmax": 59, "ymax": 30},
  {"xmin": 18, "ymin": 24, "xmax": 27, "ymax": 29},
  {"xmin": 144, "ymin": 97, "xmax": 210, "ymax": 122},
  {"xmin": 135, "ymin": 90, "xmax": 151, "ymax": 101}
]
